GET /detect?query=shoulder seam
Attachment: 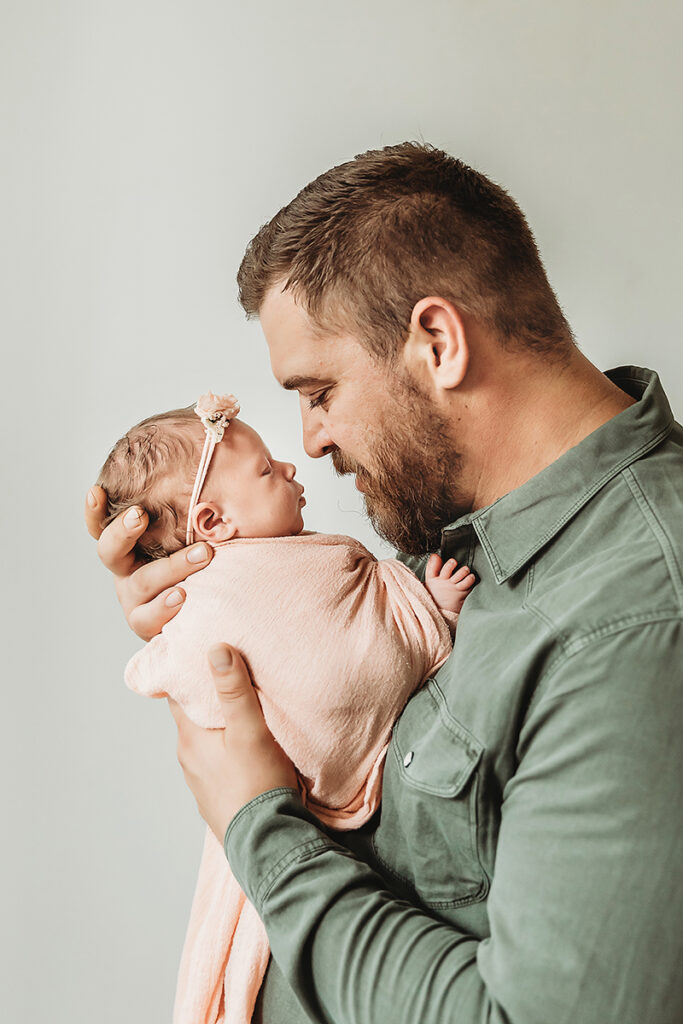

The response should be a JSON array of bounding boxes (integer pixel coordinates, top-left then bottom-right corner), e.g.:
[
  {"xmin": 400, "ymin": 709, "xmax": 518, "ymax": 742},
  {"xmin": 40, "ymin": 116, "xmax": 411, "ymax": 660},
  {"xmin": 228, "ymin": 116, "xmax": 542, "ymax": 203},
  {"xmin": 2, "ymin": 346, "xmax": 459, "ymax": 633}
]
[
  {"xmin": 544, "ymin": 610, "xmax": 681, "ymax": 679},
  {"xmin": 622, "ymin": 465, "xmax": 683, "ymax": 607},
  {"xmin": 523, "ymin": 603, "xmax": 681, "ymax": 676},
  {"xmin": 522, "ymin": 612, "xmax": 682, "ymax": 721}
]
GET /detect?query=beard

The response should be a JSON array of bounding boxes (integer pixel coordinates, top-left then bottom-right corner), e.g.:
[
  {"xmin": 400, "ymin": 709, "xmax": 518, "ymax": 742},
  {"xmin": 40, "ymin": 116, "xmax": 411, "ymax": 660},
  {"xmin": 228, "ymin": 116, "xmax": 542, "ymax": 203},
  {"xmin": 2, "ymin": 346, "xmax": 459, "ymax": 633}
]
[{"xmin": 332, "ymin": 371, "xmax": 468, "ymax": 555}]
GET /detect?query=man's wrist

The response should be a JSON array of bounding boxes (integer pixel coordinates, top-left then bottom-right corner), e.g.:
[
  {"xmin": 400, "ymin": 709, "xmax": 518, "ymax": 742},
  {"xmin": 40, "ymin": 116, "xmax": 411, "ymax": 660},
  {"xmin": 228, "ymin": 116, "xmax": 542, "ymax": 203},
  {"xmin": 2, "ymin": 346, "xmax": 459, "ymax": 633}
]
[
  {"xmin": 224, "ymin": 787, "xmax": 331, "ymax": 910},
  {"xmin": 223, "ymin": 786, "xmax": 302, "ymax": 851}
]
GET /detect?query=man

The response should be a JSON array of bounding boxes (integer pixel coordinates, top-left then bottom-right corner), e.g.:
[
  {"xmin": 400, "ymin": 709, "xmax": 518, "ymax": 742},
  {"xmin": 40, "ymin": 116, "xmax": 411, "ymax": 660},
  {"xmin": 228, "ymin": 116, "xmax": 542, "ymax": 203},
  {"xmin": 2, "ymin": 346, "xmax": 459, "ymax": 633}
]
[{"xmin": 86, "ymin": 143, "xmax": 683, "ymax": 1023}]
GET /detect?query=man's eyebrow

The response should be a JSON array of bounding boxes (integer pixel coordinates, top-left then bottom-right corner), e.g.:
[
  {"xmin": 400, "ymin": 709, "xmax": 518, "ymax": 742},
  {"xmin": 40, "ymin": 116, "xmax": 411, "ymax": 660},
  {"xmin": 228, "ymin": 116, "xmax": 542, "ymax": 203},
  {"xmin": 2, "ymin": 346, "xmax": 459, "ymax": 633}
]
[{"xmin": 281, "ymin": 375, "xmax": 331, "ymax": 392}]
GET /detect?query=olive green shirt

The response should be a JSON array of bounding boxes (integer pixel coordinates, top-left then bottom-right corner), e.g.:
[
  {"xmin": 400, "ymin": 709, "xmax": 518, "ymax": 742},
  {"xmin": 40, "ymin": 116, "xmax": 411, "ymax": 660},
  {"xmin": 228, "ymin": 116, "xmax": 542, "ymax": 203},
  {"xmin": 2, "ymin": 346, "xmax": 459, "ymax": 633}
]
[{"xmin": 226, "ymin": 366, "xmax": 683, "ymax": 1024}]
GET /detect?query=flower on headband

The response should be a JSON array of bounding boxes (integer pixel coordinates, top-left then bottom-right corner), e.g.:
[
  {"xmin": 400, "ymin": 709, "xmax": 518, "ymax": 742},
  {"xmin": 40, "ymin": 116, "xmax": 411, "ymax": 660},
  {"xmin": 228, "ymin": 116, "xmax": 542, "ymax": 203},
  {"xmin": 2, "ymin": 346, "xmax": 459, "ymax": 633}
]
[{"xmin": 194, "ymin": 392, "xmax": 240, "ymax": 442}]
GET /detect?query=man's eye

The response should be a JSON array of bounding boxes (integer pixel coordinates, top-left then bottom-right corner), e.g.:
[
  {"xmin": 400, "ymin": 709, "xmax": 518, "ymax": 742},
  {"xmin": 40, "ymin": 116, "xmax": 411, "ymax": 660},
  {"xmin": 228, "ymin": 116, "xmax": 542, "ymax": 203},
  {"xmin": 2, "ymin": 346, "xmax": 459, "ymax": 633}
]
[{"xmin": 308, "ymin": 389, "xmax": 330, "ymax": 410}]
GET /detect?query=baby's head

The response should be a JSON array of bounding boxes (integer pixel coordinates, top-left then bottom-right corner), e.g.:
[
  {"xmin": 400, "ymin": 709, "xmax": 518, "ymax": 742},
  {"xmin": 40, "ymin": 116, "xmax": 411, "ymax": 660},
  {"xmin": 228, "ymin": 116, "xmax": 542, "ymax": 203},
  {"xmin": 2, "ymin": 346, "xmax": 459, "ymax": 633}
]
[{"xmin": 98, "ymin": 396, "xmax": 306, "ymax": 562}]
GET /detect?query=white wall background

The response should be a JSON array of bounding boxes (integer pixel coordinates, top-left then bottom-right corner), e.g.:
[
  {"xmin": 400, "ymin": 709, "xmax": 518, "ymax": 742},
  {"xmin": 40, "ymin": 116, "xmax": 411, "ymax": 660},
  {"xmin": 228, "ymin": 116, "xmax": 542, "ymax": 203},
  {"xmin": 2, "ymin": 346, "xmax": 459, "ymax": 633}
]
[{"xmin": 2, "ymin": 1, "xmax": 682, "ymax": 1020}]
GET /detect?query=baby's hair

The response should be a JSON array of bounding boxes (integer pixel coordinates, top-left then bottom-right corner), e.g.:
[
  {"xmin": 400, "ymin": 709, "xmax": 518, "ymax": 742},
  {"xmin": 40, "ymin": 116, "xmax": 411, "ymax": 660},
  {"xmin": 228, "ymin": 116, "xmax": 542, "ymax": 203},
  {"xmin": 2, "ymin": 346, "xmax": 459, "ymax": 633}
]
[{"xmin": 97, "ymin": 406, "xmax": 203, "ymax": 562}]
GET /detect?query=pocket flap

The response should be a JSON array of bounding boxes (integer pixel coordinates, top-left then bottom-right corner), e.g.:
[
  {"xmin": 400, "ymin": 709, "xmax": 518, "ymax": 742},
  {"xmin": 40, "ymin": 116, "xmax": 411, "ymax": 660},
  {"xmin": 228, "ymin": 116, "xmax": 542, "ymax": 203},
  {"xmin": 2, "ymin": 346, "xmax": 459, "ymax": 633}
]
[{"xmin": 393, "ymin": 684, "xmax": 483, "ymax": 797}]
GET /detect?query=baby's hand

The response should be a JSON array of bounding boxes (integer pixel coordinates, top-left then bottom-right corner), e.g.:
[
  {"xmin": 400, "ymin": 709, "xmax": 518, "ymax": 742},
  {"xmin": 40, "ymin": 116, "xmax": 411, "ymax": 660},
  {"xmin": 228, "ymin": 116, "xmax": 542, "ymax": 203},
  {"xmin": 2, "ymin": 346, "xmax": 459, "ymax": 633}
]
[{"xmin": 425, "ymin": 553, "xmax": 477, "ymax": 617}]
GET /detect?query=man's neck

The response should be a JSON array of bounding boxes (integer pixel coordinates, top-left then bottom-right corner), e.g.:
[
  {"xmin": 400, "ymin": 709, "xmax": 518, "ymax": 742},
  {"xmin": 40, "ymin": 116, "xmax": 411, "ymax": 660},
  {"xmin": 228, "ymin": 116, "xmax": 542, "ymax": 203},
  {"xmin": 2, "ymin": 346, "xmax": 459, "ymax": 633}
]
[{"xmin": 464, "ymin": 351, "xmax": 636, "ymax": 511}]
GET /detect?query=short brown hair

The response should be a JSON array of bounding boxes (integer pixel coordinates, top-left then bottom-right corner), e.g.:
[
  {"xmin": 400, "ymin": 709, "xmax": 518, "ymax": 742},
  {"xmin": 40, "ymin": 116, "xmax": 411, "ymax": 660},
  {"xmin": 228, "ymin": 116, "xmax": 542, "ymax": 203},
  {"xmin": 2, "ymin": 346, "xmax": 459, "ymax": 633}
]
[
  {"xmin": 97, "ymin": 407, "xmax": 201, "ymax": 562},
  {"xmin": 237, "ymin": 142, "xmax": 573, "ymax": 360}
]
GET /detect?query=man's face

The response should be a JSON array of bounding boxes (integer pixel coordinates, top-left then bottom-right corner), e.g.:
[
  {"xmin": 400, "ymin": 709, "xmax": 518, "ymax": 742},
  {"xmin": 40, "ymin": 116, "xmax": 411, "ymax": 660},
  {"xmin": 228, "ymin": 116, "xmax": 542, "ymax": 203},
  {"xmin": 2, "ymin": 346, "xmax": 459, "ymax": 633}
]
[{"xmin": 259, "ymin": 286, "xmax": 466, "ymax": 554}]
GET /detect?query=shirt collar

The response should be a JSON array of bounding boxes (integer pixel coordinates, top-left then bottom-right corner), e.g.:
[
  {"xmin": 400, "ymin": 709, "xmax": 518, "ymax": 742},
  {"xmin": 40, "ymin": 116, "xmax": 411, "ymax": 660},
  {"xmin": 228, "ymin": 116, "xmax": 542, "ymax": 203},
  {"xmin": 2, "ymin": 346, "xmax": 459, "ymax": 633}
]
[{"xmin": 442, "ymin": 366, "xmax": 675, "ymax": 584}]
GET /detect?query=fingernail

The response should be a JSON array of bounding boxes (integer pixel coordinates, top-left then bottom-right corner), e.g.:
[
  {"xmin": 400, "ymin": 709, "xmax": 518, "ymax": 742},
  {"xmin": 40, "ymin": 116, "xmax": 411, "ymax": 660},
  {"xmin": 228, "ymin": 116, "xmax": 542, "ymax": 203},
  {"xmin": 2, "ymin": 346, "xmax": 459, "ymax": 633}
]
[
  {"xmin": 209, "ymin": 646, "xmax": 233, "ymax": 674},
  {"xmin": 87, "ymin": 488, "xmax": 97, "ymax": 509},
  {"xmin": 124, "ymin": 506, "xmax": 142, "ymax": 528},
  {"xmin": 165, "ymin": 590, "xmax": 184, "ymax": 607},
  {"xmin": 187, "ymin": 543, "xmax": 209, "ymax": 564}
]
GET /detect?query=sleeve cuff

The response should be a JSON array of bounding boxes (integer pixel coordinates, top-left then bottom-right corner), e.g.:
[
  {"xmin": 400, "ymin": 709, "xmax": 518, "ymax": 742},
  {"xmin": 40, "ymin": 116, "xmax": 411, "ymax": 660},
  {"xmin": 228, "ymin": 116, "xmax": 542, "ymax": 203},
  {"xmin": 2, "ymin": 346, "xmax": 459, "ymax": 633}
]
[
  {"xmin": 440, "ymin": 608, "xmax": 460, "ymax": 637},
  {"xmin": 224, "ymin": 787, "xmax": 333, "ymax": 910}
]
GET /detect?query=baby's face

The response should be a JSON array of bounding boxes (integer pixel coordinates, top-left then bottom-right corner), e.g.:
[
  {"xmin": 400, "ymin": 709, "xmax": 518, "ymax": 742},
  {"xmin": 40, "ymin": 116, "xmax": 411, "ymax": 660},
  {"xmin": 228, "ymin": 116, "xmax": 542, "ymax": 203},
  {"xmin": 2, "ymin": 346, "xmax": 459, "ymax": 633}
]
[{"xmin": 193, "ymin": 419, "xmax": 306, "ymax": 541}]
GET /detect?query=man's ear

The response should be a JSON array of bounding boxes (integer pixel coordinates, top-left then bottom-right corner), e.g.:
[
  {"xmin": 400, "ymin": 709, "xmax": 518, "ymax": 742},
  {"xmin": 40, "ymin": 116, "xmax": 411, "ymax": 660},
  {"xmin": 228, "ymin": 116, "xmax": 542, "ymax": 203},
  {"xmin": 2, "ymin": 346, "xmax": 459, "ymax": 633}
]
[
  {"xmin": 405, "ymin": 297, "xmax": 469, "ymax": 390},
  {"xmin": 192, "ymin": 503, "xmax": 237, "ymax": 542}
]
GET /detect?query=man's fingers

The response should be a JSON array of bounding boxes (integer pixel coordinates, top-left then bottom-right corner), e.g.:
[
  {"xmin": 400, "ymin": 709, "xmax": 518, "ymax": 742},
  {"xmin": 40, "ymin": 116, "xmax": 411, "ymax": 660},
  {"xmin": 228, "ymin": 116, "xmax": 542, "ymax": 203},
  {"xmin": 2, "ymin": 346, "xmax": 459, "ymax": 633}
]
[
  {"xmin": 97, "ymin": 500, "xmax": 213, "ymax": 638},
  {"xmin": 119, "ymin": 541, "xmax": 212, "ymax": 639},
  {"xmin": 97, "ymin": 505, "xmax": 149, "ymax": 576},
  {"xmin": 167, "ymin": 697, "xmax": 225, "ymax": 769},
  {"xmin": 85, "ymin": 485, "xmax": 109, "ymax": 539},
  {"xmin": 167, "ymin": 696, "xmax": 183, "ymax": 726},
  {"xmin": 128, "ymin": 587, "xmax": 187, "ymax": 642},
  {"xmin": 117, "ymin": 542, "xmax": 213, "ymax": 610},
  {"xmin": 167, "ymin": 697, "xmax": 196, "ymax": 737}
]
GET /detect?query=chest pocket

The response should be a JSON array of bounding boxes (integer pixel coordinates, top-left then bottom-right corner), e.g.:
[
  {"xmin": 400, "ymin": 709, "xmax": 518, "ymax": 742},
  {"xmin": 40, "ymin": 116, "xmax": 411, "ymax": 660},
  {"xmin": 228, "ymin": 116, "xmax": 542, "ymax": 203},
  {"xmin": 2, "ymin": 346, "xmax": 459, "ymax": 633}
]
[{"xmin": 372, "ymin": 681, "xmax": 488, "ymax": 908}]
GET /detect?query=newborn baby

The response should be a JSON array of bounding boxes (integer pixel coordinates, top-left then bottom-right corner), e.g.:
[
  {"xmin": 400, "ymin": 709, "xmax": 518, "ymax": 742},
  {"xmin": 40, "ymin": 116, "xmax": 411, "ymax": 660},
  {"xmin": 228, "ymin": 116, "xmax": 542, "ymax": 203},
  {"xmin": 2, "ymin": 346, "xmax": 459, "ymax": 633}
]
[{"xmin": 97, "ymin": 393, "xmax": 475, "ymax": 1024}]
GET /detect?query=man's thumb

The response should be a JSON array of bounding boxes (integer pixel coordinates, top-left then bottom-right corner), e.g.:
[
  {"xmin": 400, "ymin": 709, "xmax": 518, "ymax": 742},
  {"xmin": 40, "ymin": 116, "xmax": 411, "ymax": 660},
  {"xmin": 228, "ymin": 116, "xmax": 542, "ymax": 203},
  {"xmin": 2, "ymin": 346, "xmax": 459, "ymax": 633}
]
[
  {"xmin": 208, "ymin": 643, "xmax": 235, "ymax": 677},
  {"xmin": 207, "ymin": 643, "xmax": 257, "ymax": 719}
]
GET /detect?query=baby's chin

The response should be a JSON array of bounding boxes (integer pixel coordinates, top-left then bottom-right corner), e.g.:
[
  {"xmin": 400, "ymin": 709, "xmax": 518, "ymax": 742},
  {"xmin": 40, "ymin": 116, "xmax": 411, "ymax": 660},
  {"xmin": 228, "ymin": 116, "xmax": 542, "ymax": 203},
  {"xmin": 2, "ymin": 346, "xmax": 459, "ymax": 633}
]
[
  {"xmin": 262, "ymin": 514, "xmax": 306, "ymax": 539},
  {"xmin": 288, "ymin": 511, "xmax": 306, "ymax": 537}
]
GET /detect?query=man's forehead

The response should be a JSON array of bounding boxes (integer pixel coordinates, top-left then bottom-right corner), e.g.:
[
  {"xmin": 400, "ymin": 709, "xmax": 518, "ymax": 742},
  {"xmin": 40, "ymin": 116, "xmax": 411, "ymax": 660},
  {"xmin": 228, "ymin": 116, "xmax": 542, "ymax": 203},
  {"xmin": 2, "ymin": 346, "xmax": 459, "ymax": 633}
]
[
  {"xmin": 260, "ymin": 283, "xmax": 312, "ymax": 339},
  {"xmin": 260, "ymin": 287, "xmax": 344, "ymax": 386},
  {"xmin": 260, "ymin": 282, "xmax": 380, "ymax": 395},
  {"xmin": 268, "ymin": 345, "xmax": 336, "ymax": 392}
]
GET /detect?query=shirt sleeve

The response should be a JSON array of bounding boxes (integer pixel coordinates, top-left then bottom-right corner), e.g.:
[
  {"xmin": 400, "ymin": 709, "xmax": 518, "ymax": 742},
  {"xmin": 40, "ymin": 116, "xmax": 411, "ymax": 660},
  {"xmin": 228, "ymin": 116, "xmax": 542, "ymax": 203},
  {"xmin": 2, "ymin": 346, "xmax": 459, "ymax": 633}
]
[
  {"xmin": 225, "ymin": 620, "xmax": 683, "ymax": 1024},
  {"xmin": 439, "ymin": 607, "xmax": 460, "ymax": 637}
]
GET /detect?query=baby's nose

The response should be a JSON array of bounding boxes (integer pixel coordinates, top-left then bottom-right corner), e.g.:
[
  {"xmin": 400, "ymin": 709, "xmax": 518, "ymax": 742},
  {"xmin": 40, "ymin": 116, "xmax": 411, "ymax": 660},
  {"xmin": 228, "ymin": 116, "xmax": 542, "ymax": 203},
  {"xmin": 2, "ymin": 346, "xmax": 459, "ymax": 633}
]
[{"xmin": 276, "ymin": 460, "xmax": 296, "ymax": 479}]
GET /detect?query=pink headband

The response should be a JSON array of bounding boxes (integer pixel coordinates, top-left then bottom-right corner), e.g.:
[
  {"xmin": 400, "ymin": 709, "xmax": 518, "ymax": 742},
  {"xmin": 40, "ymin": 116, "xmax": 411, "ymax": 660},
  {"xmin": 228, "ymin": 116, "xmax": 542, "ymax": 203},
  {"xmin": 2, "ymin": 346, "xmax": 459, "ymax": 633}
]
[{"xmin": 185, "ymin": 392, "xmax": 240, "ymax": 546}]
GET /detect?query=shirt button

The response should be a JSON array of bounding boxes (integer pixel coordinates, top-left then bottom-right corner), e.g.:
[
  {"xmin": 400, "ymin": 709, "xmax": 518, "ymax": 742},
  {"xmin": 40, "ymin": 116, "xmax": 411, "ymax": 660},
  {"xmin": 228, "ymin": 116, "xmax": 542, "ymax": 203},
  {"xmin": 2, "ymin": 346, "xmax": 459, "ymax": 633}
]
[{"xmin": 403, "ymin": 750, "xmax": 414, "ymax": 767}]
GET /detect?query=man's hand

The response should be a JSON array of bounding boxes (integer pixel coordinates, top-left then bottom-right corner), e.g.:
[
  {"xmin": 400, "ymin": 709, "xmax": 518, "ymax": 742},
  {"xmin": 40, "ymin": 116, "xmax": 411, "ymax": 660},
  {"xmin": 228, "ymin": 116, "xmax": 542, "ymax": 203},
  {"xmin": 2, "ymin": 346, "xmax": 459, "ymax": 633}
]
[
  {"xmin": 168, "ymin": 644, "xmax": 298, "ymax": 842},
  {"xmin": 85, "ymin": 484, "xmax": 214, "ymax": 640}
]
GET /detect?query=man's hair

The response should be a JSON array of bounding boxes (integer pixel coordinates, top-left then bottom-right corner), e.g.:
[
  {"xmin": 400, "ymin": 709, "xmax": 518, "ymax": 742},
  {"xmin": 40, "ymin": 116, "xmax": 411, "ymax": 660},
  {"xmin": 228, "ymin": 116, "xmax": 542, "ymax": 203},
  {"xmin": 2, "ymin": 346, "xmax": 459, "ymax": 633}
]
[
  {"xmin": 97, "ymin": 407, "xmax": 201, "ymax": 562},
  {"xmin": 237, "ymin": 142, "xmax": 573, "ymax": 360}
]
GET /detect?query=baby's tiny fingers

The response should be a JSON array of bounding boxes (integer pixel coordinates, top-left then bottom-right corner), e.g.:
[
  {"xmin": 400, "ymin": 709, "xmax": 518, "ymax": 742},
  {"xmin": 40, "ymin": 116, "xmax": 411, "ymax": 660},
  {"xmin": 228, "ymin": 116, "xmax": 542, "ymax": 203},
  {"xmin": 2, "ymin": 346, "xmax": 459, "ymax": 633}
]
[
  {"xmin": 425, "ymin": 553, "xmax": 442, "ymax": 580},
  {"xmin": 454, "ymin": 571, "xmax": 477, "ymax": 590},
  {"xmin": 440, "ymin": 558, "xmax": 458, "ymax": 578},
  {"xmin": 451, "ymin": 565, "xmax": 471, "ymax": 583}
]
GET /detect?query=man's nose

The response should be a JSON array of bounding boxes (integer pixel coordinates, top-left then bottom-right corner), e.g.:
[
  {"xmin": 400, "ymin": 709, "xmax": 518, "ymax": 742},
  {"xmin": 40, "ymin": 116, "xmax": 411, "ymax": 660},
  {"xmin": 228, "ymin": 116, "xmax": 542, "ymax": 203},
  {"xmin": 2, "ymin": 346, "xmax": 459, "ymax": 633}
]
[
  {"xmin": 301, "ymin": 404, "xmax": 335, "ymax": 459},
  {"xmin": 302, "ymin": 422, "xmax": 336, "ymax": 459}
]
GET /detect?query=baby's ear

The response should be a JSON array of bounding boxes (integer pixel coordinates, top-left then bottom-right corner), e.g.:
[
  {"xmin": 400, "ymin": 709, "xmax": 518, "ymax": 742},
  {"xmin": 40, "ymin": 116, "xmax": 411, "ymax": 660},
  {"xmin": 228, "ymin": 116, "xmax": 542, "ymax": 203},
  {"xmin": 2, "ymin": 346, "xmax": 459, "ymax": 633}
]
[{"xmin": 192, "ymin": 502, "xmax": 237, "ymax": 542}]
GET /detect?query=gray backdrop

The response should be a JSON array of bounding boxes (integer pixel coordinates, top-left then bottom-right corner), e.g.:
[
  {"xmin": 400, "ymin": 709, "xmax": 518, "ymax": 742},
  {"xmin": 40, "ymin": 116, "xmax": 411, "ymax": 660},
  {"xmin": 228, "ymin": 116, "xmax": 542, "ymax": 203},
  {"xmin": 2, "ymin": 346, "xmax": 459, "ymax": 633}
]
[{"xmin": 3, "ymin": 1, "xmax": 682, "ymax": 1021}]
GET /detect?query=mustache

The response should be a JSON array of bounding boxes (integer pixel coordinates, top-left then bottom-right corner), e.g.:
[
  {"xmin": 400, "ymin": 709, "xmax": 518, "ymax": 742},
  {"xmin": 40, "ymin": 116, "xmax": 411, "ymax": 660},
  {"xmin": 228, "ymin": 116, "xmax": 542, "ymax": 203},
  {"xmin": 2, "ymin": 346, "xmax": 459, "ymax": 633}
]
[{"xmin": 331, "ymin": 451, "xmax": 364, "ymax": 477}]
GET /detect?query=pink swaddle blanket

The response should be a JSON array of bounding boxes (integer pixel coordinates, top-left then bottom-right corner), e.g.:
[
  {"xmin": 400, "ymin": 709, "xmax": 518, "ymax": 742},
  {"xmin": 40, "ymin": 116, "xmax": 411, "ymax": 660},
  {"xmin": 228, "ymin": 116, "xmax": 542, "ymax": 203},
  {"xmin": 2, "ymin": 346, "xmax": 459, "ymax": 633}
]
[{"xmin": 125, "ymin": 532, "xmax": 452, "ymax": 1024}]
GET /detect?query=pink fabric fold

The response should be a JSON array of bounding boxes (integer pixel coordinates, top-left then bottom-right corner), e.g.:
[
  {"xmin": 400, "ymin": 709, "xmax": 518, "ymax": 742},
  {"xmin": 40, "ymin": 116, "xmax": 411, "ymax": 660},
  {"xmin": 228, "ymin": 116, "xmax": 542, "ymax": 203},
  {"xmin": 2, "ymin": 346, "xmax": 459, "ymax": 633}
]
[{"xmin": 125, "ymin": 532, "xmax": 451, "ymax": 1024}]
